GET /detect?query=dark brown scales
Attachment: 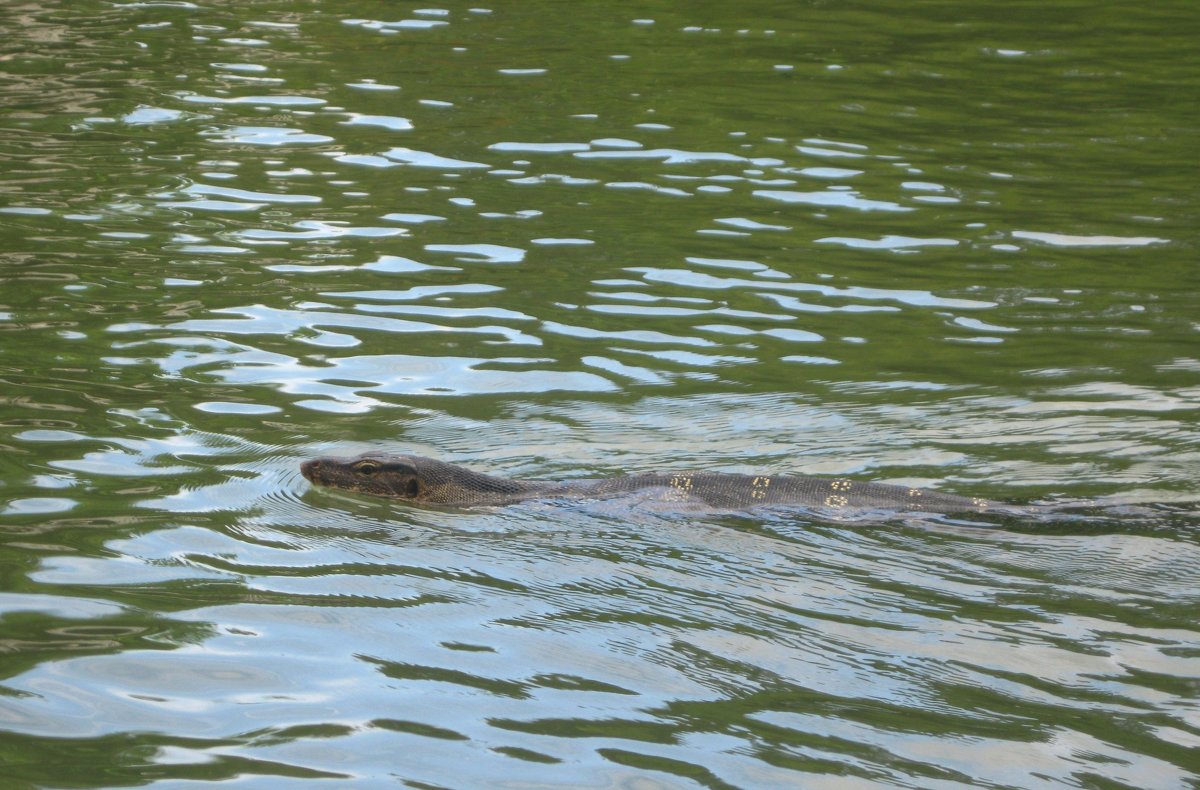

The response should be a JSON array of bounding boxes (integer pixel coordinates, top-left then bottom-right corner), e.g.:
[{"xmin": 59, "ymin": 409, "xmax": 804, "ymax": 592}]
[{"xmin": 301, "ymin": 453, "xmax": 993, "ymax": 514}]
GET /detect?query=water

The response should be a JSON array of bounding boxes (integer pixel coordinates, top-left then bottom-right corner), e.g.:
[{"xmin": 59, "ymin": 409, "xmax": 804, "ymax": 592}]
[{"xmin": 1, "ymin": 1, "xmax": 1198, "ymax": 787}]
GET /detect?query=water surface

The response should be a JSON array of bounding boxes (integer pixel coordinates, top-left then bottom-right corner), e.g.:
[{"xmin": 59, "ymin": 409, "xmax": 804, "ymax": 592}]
[{"xmin": 1, "ymin": 1, "xmax": 1198, "ymax": 787}]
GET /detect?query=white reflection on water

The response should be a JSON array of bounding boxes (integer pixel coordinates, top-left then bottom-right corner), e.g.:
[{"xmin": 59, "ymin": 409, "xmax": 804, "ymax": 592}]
[
  {"xmin": 166, "ymin": 304, "xmax": 542, "ymax": 347},
  {"xmin": 754, "ymin": 188, "xmax": 913, "ymax": 212},
  {"xmin": 627, "ymin": 267, "xmax": 995, "ymax": 309},
  {"xmin": 339, "ymin": 113, "xmax": 413, "ymax": 131}
]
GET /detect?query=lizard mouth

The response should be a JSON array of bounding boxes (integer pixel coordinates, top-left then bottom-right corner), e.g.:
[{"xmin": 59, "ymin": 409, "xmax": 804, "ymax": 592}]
[{"xmin": 300, "ymin": 459, "xmax": 322, "ymax": 483}]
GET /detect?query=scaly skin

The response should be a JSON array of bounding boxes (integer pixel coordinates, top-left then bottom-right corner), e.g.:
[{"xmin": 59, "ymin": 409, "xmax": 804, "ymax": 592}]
[{"xmin": 301, "ymin": 453, "xmax": 996, "ymax": 513}]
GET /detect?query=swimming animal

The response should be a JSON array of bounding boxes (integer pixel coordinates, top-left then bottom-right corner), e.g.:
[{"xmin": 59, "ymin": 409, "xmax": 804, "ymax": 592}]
[{"xmin": 300, "ymin": 453, "xmax": 996, "ymax": 513}]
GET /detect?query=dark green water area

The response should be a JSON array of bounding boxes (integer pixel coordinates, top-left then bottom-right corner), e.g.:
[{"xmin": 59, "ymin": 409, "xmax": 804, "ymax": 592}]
[{"xmin": 1, "ymin": 1, "xmax": 1198, "ymax": 787}]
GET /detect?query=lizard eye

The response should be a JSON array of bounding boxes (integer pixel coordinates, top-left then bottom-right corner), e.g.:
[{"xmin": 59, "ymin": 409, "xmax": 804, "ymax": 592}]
[
  {"xmin": 354, "ymin": 461, "xmax": 381, "ymax": 476},
  {"xmin": 406, "ymin": 479, "xmax": 419, "ymax": 498}
]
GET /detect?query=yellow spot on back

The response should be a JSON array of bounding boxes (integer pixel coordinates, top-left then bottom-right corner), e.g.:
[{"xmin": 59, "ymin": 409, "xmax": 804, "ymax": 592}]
[
  {"xmin": 750, "ymin": 476, "xmax": 771, "ymax": 499},
  {"xmin": 665, "ymin": 474, "xmax": 694, "ymax": 502}
]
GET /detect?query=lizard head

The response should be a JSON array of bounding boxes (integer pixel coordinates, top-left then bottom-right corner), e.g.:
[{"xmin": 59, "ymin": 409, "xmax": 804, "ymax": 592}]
[{"xmin": 301, "ymin": 453, "xmax": 427, "ymax": 500}]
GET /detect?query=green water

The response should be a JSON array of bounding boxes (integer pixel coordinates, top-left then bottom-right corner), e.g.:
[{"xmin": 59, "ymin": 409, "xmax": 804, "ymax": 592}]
[{"xmin": 1, "ymin": 1, "xmax": 1198, "ymax": 787}]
